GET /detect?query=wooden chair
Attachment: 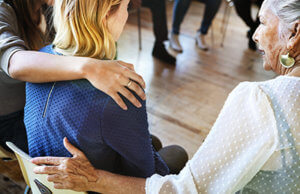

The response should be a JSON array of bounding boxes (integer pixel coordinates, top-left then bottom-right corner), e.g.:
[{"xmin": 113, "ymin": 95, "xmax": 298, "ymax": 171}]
[
  {"xmin": 6, "ymin": 142, "xmax": 86, "ymax": 194},
  {"xmin": 128, "ymin": 7, "xmax": 142, "ymax": 50},
  {"xmin": 220, "ymin": 0, "xmax": 234, "ymax": 47},
  {"xmin": 137, "ymin": 8, "xmax": 142, "ymax": 50}
]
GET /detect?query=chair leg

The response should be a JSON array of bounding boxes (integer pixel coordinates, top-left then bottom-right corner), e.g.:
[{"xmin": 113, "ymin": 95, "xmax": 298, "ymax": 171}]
[
  {"xmin": 221, "ymin": 1, "xmax": 233, "ymax": 47},
  {"xmin": 137, "ymin": 8, "xmax": 142, "ymax": 50},
  {"xmin": 24, "ymin": 185, "xmax": 31, "ymax": 194},
  {"xmin": 221, "ymin": 4, "xmax": 229, "ymax": 47},
  {"xmin": 210, "ymin": 23, "xmax": 215, "ymax": 48}
]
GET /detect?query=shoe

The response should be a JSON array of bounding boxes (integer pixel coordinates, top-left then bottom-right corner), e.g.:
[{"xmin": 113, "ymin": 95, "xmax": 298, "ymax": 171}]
[
  {"xmin": 170, "ymin": 33, "xmax": 183, "ymax": 52},
  {"xmin": 195, "ymin": 32, "xmax": 208, "ymax": 51},
  {"xmin": 158, "ymin": 145, "xmax": 188, "ymax": 174},
  {"xmin": 152, "ymin": 42, "xmax": 176, "ymax": 65},
  {"xmin": 247, "ymin": 30, "xmax": 257, "ymax": 51}
]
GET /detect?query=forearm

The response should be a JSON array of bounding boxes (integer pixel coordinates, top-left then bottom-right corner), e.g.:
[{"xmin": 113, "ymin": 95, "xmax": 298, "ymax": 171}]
[
  {"xmin": 9, "ymin": 50, "xmax": 89, "ymax": 82},
  {"xmin": 8, "ymin": 50, "xmax": 146, "ymax": 109},
  {"xmin": 92, "ymin": 170, "xmax": 146, "ymax": 194}
]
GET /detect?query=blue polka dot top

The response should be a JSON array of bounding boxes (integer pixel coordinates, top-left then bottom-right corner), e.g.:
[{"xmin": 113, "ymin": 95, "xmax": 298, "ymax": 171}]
[{"xmin": 24, "ymin": 45, "xmax": 169, "ymax": 178}]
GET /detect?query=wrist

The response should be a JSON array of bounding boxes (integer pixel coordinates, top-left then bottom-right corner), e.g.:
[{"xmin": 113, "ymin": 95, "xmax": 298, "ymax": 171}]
[
  {"xmin": 79, "ymin": 57, "xmax": 96, "ymax": 80},
  {"xmin": 89, "ymin": 169, "xmax": 107, "ymax": 193}
]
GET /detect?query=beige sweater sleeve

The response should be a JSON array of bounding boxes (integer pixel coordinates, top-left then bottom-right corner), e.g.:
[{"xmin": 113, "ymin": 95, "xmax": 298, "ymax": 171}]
[{"xmin": 0, "ymin": 1, "xmax": 27, "ymax": 76}]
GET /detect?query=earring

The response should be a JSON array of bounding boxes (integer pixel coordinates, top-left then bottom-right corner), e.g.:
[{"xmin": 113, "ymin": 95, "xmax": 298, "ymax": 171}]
[{"xmin": 280, "ymin": 53, "xmax": 295, "ymax": 68}]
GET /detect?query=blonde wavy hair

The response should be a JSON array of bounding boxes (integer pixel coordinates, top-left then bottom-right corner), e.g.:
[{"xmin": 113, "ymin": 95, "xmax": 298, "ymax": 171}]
[{"xmin": 53, "ymin": 0, "xmax": 122, "ymax": 59}]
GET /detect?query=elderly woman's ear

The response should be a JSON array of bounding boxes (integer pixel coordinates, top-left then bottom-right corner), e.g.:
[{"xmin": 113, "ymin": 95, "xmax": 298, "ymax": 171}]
[{"xmin": 287, "ymin": 21, "xmax": 300, "ymax": 57}]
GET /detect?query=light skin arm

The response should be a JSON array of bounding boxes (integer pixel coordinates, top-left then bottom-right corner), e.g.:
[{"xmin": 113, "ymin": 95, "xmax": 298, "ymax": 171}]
[
  {"xmin": 9, "ymin": 51, "xmax": 146, "ymax": 110},
  {"xmin": 31, "ymin": 138, "xmax": 146, "ymax": 194}
]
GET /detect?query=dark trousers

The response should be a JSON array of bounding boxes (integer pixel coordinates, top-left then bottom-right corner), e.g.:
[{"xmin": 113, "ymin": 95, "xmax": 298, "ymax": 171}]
[
  {"xmin": 233, "ymin": 0, "xmax": 264, "ymax": 33},
  {"xmin": 0, "ymin": 111, "xmax": 28, "ymax": 153},
  {"xmin": 151, "ymin": 135, "xmax": 188, "ymax": 174},
  {"xmin": 172, "ymin": 0, "xmax": 222, "ymax": 35},
  {"xmin": 142, "ymin": 0, "xmax": 169, "ymax": 43}
]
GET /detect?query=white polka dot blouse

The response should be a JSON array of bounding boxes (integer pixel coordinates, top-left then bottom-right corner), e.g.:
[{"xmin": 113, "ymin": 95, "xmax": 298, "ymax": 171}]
[{"xmin": 146, "ymin": 76, "xmax": 300, "ymax": 194}]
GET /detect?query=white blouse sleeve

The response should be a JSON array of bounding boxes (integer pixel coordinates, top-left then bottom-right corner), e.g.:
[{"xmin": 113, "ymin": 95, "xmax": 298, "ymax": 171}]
[{"xmin": 146, "ymin": 82, "xmax": 279, "ymax": 194}]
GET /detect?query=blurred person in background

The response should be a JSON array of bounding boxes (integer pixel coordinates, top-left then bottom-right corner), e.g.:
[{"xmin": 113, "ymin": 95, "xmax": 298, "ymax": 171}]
[
  {"xmin": 169, "ymin": 0, "xmax": 222, "ymax": 52},
  {"xmin": 233, "ymin": 0, "xmax": 264, "ymax": 50},
  {"xmin": 131, "ymin": 0, "xmax": 176, "ymax": 65}
]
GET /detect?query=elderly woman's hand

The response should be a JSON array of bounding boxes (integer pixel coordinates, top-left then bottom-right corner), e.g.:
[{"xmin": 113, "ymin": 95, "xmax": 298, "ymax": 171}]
[
  {"xmin": 31, "ymin": 138, "xmax": 100, "ymax": 192},
  {"xmin": 83, "ymin": 59, "xmax": 146, "ymax": 110}
]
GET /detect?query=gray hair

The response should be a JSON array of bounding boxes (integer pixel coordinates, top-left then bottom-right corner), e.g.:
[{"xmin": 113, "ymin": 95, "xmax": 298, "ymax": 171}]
[{"xmin": 265, "ymin": 0, "xmax": 300, "ymax": 25}]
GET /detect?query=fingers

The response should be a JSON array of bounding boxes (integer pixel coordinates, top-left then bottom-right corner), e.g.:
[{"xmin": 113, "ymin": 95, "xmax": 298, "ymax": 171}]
[
  {"xmin": 53, "ymin": 182, "xmax": 65, "ymax": 189},
  {"xmin": 117, "ymin": 61, "xmax": 146, "ymax": 89},
  {"xmin": 47, "ymin": 174, "xmax": 62, "ymax": 182},
  {"xmin": 112, "ymin": 73, "xmax": 144, "ymax": 108},
  {"xmin": 33, "ymin": 166, "xmax": 60, "ymax": 174},
  {"xmin": 110, "ymin": 93, "xmax": 128, "ymax": 110},
  {"xmin": 48, "ymin": 175, "xmax": 72, "ymax": 185},
  {"xmin": 118, "ymin": 87, "xmax": 142, "ymax": 108},
  {"xmin": 126, "ymin": 70, "xmax": 146, "ymax": 89},
  {"xmin": 117, "ymin": 61, "xmax": 135, "ymax": 71},
  {"xmin": 31, "ymin": 157, "xmax": 62, "ymax": 166},
  {"xmin": 53, "ymin": 182, "xmax": 75, "ymax": 191},
  {"xmin": 127, "ymin": 81, "xmax": 146, "ymax": 101},
  {"xmin": 63, "ymin": 138, "xmax": 85, "ymax": 158}
]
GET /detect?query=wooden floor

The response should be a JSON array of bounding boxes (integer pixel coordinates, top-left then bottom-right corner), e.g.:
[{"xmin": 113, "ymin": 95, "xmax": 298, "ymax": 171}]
[
  {"xmin": 0, "ymin": 1, "xmax": 276, "ymax": 192},
  {"xmin": 120, "ymin": 1, "xmax": 275, "ymax": 157}
]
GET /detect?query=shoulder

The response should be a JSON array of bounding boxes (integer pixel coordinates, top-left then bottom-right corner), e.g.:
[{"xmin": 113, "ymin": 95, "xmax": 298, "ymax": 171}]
[
  {"xmin": 257, "ymin": 76, "xmax": 300, "ymax": 104},
  {"xmin": 227, "ymin": 77, "xmax": 296, "ymax": 101},
  {"xmin": 228, "ymin": 76, "xmax": 300, "ymax": 117},
  {"xmin": 231, "ymin": 81, "xmax": 257, "ymax": 94},
  {"xmin": 0, "ymin": 1, "xmax": 17, "ymax": 24},
  {"xmin": 103, "ymin": 95, "xmax": 147, "ymax": 120},
  {"xmin": 258, "ymin": 75, "xmax": 300, "ymax": 94},
  {"xmin": 0, "ymin": 1, "xmax": 14, "ymax": 14},
  {"xmin": 101, "ymin": 93, "xmax": 148, "ymax": 131},
  {"xmin": 103, "ymin": 90, "xmax": 147, "ymax": 115},
  {"xmin": 220, "ymin": 80, "xmax": 277, "ymax": 117},
  {"xmin": 226, "ymin": 81, "xmax": 263, "ymax": 104},
  {"xmin": 258, "ymin": 75, "xmax": 300, "ymax": 116},
  {"xmin": 0, "ymin": 1, "xmax": 20, "ymax": 37}
]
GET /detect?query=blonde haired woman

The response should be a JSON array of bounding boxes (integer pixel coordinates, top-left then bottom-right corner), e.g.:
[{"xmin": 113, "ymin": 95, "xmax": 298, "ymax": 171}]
[
  {"xmin": 52, "ymin": 0, "xmax": 120, "ymax": 60},
  {"xmin": 33, "ymin": 0, "xmax": 300, "ymax": 193},
  {"xmin": 25, "ymin": 0, "xmax": 188, "ymax": 180},
  {"xmin": 0, "ymin": 0, "xmax": 145, "ymax": 155}
]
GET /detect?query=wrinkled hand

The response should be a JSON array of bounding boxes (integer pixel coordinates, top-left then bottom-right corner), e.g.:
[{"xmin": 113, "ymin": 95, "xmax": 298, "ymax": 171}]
[
  {"xmin": 84, "ymin": 59, "xmax": 146, "ymax": 110},
  {"xmin": 31, "ymin": 138, "xmax": 99, "ymax": 192},
  {"xmin": 131, "ymin": 0, "xmax": 142, "ymax": 9}
]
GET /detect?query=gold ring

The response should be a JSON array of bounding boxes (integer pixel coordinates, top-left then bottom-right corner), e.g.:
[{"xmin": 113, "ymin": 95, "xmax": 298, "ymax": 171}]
[{"xmin": 127, "ymin": 80, "xmax": 132, "ymax": 88}]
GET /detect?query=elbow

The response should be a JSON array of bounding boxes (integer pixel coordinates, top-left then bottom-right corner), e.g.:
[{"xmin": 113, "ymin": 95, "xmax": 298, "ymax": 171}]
[
  {"xmin": 8, "ymin": 51, "xmax": 27, "ymax": 80},
  {"xmin": 9, "ymin": 65, "xmax": 20, "ymax": 79},
  {"xmin": 9, "ymin": 63, "xmax": 24, "ymax": 80}
]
